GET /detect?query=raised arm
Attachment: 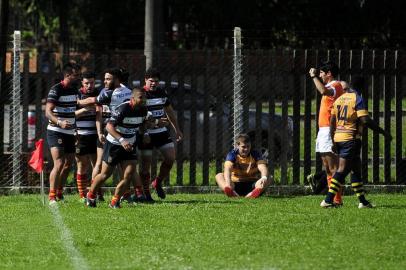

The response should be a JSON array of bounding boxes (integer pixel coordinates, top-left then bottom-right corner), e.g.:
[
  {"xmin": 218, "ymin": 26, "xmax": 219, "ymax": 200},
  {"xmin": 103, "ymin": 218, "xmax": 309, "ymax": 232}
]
[{"xmin": 309, "ymin": 68, "xmax": 334, "ymax": 96}]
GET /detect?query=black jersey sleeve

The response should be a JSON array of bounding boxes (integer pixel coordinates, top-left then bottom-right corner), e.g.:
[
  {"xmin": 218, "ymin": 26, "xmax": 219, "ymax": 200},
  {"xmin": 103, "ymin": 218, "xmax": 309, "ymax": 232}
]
[{"xmin": 47, "ymin": 86, "xmax": 60, "ymax": 103}]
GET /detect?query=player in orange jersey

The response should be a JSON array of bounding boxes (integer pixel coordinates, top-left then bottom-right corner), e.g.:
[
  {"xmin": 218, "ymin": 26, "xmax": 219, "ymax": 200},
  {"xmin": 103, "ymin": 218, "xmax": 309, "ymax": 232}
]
[
  {"xmin": 309, "ymin": 61, "xmax": 344, "ymax": 205},
  {"xmin": 321, "ymin": 77, "xmax": 391, "ymax": 208}
]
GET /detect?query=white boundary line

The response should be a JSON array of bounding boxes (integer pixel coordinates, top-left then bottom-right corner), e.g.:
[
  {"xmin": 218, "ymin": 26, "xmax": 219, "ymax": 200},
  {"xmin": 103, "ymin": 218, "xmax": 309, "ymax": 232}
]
[{"xmin": 49, "ymin": 204, "xmax": 89, "ymax": 270}]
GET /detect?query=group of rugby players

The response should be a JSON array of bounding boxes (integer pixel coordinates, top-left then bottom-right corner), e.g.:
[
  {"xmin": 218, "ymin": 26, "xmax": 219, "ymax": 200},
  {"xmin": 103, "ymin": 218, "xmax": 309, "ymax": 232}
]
[
  {"xmin": 45, "ymin": 62, "xmax": 182, "ymax": 208},
  {"xmin": 308, "ymin": 61, "xmax": 391, "ymax": 208},
  {"xmin": 45, "ymin": 60, "xmax": 391, "ymax": 209}
]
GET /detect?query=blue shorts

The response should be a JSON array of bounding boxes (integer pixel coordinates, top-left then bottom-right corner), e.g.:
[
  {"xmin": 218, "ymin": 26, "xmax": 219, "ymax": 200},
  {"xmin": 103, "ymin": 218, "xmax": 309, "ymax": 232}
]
[{"xmin": 336, "ymin": 139, "xmax": 361, "ymax": 160}]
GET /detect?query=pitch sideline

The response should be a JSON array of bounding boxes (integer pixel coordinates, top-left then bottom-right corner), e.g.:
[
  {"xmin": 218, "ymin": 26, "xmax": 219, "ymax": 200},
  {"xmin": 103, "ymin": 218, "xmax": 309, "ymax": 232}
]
[{"xmin": 49, "ymin": 204, "xmax": 89, "ymax": 270}]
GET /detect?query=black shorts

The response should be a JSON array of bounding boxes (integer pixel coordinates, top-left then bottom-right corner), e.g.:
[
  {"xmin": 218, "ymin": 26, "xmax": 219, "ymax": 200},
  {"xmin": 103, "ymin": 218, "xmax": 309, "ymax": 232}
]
[
  {"xmin": 138, "ymin": 130, "xmax": 173, "ymax": 150},
  {"xmin": 234, "ymin": 181, "xmax": 255, "ymax": 196},
  {"xmin": 76, "ymin": 134, "xmax": 98, "ymax": 156},
  {"xmin": 336, "ymin": 139, "xmax": 361, "ymax": 160},
  {"xmin": 102, "ymin": 141, "xmax": 137, "ymax": 166},
  {"xmin": 47, "ymin": 130, "xmax": 75, "ymax": 154}
]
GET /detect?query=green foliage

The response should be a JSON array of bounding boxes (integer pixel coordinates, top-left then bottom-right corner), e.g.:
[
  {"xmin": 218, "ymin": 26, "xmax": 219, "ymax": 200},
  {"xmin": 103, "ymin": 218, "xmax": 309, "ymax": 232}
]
[{"xmin": 0, "ymin": 194, "xmax": 405, "ymax": 269}]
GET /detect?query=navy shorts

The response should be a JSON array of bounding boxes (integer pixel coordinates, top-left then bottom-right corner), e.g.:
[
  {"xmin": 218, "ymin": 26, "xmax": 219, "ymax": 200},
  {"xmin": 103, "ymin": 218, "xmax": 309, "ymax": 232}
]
[
  {"xmin": 102, "ymin": 141, "xmax": 137, "ymax": 166},
  {"xmin": 76, "ymin": 134, "xmax": 98, "ymax": 156},
  {"xmin": 234, "ymin": 181, "xmax": 256, "ymax": 196},
  {"xmin": 336, "ymin": 139, "xmax": 361, "ymax": 160},
  {"xmin": 138, "ymin": 130, "xmax": 173, "ymax": 150},
  {"xmin": 47, "ymin": 130, "xmax": 75, "ymax": 154}
]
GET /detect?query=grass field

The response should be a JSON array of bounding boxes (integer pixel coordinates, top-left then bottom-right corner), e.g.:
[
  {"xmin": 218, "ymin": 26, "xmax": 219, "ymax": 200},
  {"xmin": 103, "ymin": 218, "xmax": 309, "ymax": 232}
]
[{"xmin": 1, "ymin": 193, "xmax": 406, "ymax": 270}]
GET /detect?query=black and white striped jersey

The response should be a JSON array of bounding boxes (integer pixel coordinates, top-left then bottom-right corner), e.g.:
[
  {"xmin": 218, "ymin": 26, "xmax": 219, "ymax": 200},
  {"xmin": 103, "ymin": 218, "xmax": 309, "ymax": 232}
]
[
  {"xmin": 76, "ymin": 88, "xmax": 101, "ymax": 135},
  {"xmin": 144, "ymin": 87, "xmax": 171, "ymax": 134},
  {"xmin": 96, "ymin": 85, "xmax": 132, "ymax": 115},
  {"xmin": 106, "ymin": 101, "xmax": 148, "ymax": 145},
  {"xmin": 46, "ymin": 81, "xmax": 78, "ymax": 135},
  {"xmin": 96, "ymin": 88, "xmax": 112, "ymax": 124}
]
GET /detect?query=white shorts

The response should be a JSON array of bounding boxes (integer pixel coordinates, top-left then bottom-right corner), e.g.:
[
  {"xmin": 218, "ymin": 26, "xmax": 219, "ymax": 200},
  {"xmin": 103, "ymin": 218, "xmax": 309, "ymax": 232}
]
[{"xmin": 316, "ymin": 127, "xmax": 333, "ymax": 153}]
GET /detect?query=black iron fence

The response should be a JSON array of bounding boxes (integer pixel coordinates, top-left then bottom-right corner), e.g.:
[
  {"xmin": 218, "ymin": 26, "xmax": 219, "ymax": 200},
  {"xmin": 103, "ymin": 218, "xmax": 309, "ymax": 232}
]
[{"xmin": 0, "ymin": 49, "xmax": 405, "ymax": 188}]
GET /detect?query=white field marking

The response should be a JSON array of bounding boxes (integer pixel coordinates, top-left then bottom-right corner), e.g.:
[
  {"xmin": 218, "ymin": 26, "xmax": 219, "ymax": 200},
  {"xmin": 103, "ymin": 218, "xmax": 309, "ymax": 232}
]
[{"xmin": 49, "ymin": 204, "xmax": 89, "ymax": 270}]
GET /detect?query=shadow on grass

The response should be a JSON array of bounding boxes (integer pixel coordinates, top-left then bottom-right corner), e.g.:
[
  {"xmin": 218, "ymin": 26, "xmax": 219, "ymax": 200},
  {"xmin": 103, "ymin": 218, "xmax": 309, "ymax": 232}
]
[
  {"xmin": 153, "ymin": 199, "xmax": 244, "ymax": 205},
  {"xmin": 375, "ymin": 204, "xmax": 406, "ymax": 209}
]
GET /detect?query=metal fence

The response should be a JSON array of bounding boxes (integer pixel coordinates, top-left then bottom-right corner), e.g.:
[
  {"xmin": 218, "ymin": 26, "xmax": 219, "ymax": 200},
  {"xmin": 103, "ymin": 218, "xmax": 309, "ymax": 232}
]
[{"xmin": 0, "ymin": 49, "xmax": 405, "ymax": 190}]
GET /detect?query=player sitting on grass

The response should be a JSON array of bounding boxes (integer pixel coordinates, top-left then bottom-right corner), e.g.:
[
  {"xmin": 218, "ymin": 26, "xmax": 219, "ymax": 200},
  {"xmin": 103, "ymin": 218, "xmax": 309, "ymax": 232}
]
[
  {"xmin": 86, "ymin": 88, "xmax": 149, "ymax": 208},
  {"xmin": 215, "ymin": 133, "xmax": 271, "ymax": 198}
]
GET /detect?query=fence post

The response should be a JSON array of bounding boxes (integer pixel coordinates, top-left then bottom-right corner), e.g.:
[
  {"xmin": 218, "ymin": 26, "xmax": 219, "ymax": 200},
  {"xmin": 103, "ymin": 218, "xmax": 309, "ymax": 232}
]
[
  {"xmin": 394, "ymin": 51, "xmax": 403, "ymax": 183},
  {"xmin": 233, "ymin": 27, "xmax": 243, "ymax": 144},
  {"xmin": 11, "ymin": 30, "xmax": 22, "ymax": 191}
]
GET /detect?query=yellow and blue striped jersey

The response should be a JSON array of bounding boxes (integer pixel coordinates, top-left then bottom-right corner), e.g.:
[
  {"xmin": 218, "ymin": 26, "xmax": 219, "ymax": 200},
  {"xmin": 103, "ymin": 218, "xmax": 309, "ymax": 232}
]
[
  {"xmin": 331, "ymin": 90, "xmax": 369, "ymax": 142},
  {"xmin": 224, "ymin": 149, "xmax": 267, "ymax": 182}
]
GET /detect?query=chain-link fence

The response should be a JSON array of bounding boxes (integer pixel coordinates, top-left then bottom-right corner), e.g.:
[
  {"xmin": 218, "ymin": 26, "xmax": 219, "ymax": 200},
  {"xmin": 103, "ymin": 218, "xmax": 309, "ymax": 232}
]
[{"xmin": 1, "ymin": 46, "xmax": 405, "ymax": 192}]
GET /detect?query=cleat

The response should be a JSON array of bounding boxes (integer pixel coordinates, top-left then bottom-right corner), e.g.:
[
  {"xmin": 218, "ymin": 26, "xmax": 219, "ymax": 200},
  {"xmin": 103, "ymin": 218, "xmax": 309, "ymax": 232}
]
[
  {"xmin": 97, "ymin": 194, "xmax": 105, "ymax": 202},
  {"xmin": 224, "ymin": 186, "xmax": 238, "ymax": 197},
  {"xmin": 320, "ymin": 200, "xmax": 336, "ymax": 208},
  {"xmin": 246, "ymin": 188, "xmax": 263, "ymax": 198},
  {"xmin": 307, "ymin": 174, "xmax": 316, "ymax": 193},
  {"xmin": 152, "ymin": 179, "xmax": 166, "ymax": 199},
  {"xmin": 56, "ymin": 195, "xmax": 65, "ymax": 202},
  {"xmin": 49, "ymin": 199, "xmax": 57, "ymax": 206},
  {"xmin": 79, "ymin": 197, "xmax": 86, "ymax": 204},
  {"xmin": 358, "ymin": 202, "xmax": 374, "ymax": 209},
  {"xmin": 143, "ymin": 193, "xmax": 155, "ymax": 203},
  {"xmin": 109, "ymin": 200, "xmax": 121, "ymax": 209},
  {"xmin": 86, "ymin": 193, "xmax": 97, "ymax": 208},
  {"xmin": 120, "ymin": 193, "xmax": 133, "ymax": 204}
]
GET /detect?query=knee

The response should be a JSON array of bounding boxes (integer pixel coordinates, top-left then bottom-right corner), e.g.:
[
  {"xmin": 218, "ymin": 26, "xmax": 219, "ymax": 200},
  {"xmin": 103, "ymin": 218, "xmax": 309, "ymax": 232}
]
[
  {"xmin": 215, "ymin": 173, "xmax": 224, "ymax": 183},
  {"xmin": 53, "ymin": 159, "xmax": 64, "ymax": 171}
]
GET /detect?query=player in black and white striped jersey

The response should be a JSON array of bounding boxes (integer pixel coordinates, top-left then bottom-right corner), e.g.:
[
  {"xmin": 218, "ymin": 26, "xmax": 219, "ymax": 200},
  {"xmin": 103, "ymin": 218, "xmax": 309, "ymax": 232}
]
[
  {"xmin": 86, "ymin": 88, "xmax": 150, "ymax": 208},
  {"xmin": 78, "ymin": 68, "xmax": 134, "ymax": 200},
  {"xmin": 139, "ymin": 68, "xmax": 183, "ymax": 200},
  {"xmin": 45, "ymin": 62, "xmax": 81, "ymax": 205},
  {"xmin": 74, "ymin": 71, "xmax": 100, "ymax": 201}
]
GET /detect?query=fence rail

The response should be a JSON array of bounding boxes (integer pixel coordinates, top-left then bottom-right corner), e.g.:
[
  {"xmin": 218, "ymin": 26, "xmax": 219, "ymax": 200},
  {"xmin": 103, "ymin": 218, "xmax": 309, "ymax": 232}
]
[{"xmin": 0, "ymin": 49, "xmax": 405, "ymax": 189}]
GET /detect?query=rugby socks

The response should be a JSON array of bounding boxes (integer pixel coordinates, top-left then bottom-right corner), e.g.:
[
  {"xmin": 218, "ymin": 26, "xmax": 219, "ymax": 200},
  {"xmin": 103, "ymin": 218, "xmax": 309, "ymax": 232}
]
[
  {"xmin": 327, "ymin": 175, "xmax": 343, "ymax": 205},
  {"xmin": 351, "ymin": 175, "xmax": 369, "ymax": 205},
  {"xmin": 224, "ymin": 187, "xmax": 237, "ymax": 197},
  {"xmin": 110, "ymin": 195, "xmax": 120, "ymax": 206},
  {"xmin": 76, "ymin": 174, "xmax": 87, "ymax": 198},
  {"xmin": 246, "ymin": 188, "xmax": 263, "ymax": 198},
  {"xmin": 56, "ymin": 187, "xmax": 64, "ymax": 200},
  {"xmin": 325, "ymin": 172, "xmax": 345, "ymax": 204},
  {"xmin": 87, "ymin": 190, "xmax": 96, "ymax": 200},
  {"xmin": 49, "ymin": 189, "xmax": 56, "ymax": 201}
]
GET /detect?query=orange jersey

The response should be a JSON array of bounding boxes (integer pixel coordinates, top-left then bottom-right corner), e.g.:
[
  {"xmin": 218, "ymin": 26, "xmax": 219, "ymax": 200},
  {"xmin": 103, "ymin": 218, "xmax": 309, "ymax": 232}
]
[
  {"xmin": 318, "ymin": 80, "xmax": 344, "ymax": 127},
  {"xmin": 331, "ymin": 90, "xmax": 369, "ymax": 142}
]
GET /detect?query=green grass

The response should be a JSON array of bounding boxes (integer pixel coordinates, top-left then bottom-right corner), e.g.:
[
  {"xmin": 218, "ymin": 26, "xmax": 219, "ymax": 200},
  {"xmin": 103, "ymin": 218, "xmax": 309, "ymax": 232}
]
[{"xmin": 1, "ymin": 194, "xmax": 406, "ymax": 270}]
